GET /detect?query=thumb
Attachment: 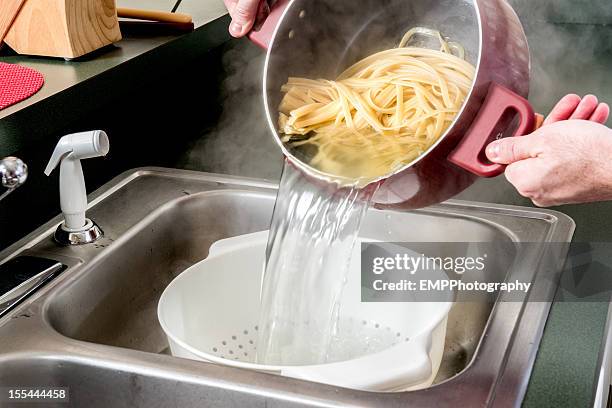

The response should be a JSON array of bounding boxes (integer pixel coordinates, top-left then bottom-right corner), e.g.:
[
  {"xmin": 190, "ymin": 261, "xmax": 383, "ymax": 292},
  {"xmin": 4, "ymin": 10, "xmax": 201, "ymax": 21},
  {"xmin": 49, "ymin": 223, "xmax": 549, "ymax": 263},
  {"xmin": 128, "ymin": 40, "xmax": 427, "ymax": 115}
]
[
  {"xmin": 229, "ymin": 0, "xmax": 261, "ymax": 37},
  {"xmin": 485, "ymin": 136, "xmax": 540, "ymax": 165}
]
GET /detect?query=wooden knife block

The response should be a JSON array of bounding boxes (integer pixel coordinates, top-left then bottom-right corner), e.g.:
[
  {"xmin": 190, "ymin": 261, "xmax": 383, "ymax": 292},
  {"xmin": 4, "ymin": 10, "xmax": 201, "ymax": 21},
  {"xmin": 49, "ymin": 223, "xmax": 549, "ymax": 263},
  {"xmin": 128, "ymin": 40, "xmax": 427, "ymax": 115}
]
[{"xmin": 4, "ymin": 0, "xmax": 122, "ymax": 59}]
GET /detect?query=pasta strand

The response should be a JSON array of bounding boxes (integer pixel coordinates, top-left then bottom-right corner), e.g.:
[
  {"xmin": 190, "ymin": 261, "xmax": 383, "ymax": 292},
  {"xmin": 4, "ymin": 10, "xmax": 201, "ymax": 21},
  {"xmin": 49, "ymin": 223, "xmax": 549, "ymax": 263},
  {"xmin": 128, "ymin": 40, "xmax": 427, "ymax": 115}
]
[{"xmin": 278, "ymin": 28, "xmax": 476, "ymax": 184}]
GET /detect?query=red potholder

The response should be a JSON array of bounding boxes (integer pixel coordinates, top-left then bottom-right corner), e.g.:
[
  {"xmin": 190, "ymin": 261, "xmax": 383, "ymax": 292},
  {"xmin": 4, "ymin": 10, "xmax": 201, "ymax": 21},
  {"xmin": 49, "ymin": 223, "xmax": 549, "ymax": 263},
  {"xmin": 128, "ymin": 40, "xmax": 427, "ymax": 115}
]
[{"xmin": 0, "ymin": 62, "xmax": 44, "ymax": 110}]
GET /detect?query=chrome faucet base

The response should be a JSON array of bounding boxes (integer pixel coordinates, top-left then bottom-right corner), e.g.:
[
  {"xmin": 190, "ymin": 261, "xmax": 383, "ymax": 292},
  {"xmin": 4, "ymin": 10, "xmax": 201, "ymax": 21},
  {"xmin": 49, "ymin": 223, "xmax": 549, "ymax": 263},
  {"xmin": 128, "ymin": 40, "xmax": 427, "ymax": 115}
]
[
  {"xmin": 54, "ymin": 219, "xmax": 103, "ymax": 246},
  {"xmin": 0, "ymin": 157, "xmax": 28, "ymax": 204}
]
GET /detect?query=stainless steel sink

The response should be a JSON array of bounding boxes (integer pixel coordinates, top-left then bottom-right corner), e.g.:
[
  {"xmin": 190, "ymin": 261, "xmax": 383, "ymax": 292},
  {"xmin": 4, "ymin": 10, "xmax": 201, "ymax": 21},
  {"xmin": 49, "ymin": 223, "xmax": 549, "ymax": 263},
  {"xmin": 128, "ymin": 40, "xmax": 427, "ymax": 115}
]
[{"xmin": 0, "ymin": 168, "xmax": 574, "ymax": 407}]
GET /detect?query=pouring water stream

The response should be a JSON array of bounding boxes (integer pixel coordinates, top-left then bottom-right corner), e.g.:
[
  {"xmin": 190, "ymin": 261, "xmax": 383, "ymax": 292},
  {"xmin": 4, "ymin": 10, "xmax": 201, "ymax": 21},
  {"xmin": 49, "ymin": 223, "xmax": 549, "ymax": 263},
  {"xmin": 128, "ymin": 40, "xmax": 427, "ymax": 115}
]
[{"xmin": 256, "ymin": 162, "xmax": 378, "ymax": 365}]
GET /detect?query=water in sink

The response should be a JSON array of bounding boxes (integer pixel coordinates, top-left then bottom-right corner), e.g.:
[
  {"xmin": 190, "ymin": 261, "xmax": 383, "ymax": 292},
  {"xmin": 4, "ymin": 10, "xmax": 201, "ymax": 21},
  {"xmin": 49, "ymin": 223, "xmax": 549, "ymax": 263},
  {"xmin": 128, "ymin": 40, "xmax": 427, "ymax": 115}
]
[{"xmin": 256, "ymin": 163, "xmax": 378, "ymax": 365}]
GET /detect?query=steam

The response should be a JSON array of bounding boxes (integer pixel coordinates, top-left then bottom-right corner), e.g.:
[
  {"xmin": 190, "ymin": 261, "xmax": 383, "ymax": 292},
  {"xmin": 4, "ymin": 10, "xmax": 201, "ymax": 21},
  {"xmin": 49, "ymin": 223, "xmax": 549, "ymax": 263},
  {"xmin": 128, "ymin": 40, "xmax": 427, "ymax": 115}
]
[
  {"xmin": 181, "ymin": 2, "xmax": 610, "ymax": 205},
  {"xmin": 503, "ymin": 0, "xmax": 611, "ymax": 120},
  {"xmin": 456, "ymin": 1, "xmax": 612, "ymax": 204},
  {"xmin": 180, "ymin": 39, "xmax": 284, "ymax": 181}
]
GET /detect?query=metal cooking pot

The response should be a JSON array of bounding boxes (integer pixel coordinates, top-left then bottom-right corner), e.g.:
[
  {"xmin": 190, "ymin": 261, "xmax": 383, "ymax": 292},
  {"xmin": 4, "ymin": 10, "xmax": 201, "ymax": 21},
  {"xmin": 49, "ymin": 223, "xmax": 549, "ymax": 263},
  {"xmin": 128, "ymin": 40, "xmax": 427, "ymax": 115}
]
[{"xmin": 250, "ymin": 0, "xmax": 536, "ymax": 208}]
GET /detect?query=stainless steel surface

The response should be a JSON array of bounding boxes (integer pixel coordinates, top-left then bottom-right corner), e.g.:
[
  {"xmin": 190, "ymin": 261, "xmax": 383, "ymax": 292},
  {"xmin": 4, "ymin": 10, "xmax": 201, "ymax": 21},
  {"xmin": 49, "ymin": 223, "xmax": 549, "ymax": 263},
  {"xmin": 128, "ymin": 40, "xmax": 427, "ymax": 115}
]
[
  {"xmin": 0, "ymin": 156, "xmax": 27, "ymax": 202},
  {"xmin": 0, "ymin": 260, "xmax": 63, "ymax": 317},
  {"xmin": 593, "ymin": 302, "xmax": 612, "ymax": 408},
  {"xmin": 53, "ymin": 219, "xmax": 104, "ymax": 246},
  {"xmin": 263, "ymin": 0, "xmax": 531, "ymax": 207},
  {"xmin": 0, "ymin": 39, "xmax": 173, "ymax": 121},
  {"xmin": 0, "ymin": 168, "xmax": 574, "ymax": 407}
]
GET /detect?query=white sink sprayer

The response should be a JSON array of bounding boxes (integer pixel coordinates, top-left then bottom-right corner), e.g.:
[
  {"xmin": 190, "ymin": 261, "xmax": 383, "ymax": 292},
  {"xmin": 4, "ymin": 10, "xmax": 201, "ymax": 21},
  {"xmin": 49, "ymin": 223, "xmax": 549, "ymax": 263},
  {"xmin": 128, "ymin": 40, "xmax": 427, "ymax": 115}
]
[
  {"xmin": 44, "ymin": 130, "xmax": 109, "ymax": 231},
  {"xmin": 44, "ymin": 131, "xmax": 109, "ymax": 245}
]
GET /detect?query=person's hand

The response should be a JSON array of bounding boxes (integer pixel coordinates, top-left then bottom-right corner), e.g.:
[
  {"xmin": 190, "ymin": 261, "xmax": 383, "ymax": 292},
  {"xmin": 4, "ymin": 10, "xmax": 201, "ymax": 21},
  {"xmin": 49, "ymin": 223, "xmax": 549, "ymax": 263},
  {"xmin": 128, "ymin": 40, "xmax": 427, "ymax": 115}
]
[
  {"xmin": 223, "ymin": 0, "xmax": 266, "ymax": 38},
  {"xmin": 485, "ymin": 94, "xmax": 611, "ymax": 207}
]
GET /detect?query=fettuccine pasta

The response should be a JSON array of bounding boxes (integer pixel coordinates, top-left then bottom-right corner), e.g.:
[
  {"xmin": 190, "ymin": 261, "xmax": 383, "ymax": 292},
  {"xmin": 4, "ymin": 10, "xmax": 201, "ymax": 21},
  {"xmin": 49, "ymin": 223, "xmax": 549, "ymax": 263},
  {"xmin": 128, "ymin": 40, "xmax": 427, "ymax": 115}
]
[{"xmin": 278, "ymin": 28, "xmax": 476, "ymax": 184}]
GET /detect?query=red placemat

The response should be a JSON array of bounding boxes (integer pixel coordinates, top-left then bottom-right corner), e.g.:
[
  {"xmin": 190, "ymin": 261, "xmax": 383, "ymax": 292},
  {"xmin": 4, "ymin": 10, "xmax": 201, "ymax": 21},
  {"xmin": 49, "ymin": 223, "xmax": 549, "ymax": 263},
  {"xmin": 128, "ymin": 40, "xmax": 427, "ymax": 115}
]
[{"xmin": 0, "ymin": 62, "xmax": 44, "ymax": 110}]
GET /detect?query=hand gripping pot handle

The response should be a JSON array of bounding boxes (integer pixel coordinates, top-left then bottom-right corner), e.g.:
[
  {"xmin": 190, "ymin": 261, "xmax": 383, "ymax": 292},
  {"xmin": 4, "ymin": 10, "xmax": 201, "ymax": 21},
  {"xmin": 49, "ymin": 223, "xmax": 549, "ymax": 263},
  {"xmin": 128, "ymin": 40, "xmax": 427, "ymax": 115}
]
[
  {"xmin": 281, "ymin": 336, "xmax": 432, "ymax": 391},
  {"xmin": 448, "ymin": 82, "xmax": 536, "ymax": 178},
  {"xmin": 248, "ymin": 0, "xmax": 290, "ymax": 49}
]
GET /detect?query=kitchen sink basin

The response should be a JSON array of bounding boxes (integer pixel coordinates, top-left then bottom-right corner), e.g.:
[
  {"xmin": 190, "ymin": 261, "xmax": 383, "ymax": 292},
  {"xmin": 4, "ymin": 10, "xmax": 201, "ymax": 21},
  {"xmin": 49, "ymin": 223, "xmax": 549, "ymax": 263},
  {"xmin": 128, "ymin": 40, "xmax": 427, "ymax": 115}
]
[{"xmin": 0, "ymin": 168, "xmax": 574, "ymax": 407}]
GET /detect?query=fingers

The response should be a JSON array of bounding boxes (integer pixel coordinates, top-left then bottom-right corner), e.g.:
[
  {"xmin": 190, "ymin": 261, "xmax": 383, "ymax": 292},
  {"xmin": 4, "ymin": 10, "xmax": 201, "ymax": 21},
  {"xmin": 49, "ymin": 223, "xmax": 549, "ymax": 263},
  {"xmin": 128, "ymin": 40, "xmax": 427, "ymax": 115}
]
[
  {"xmin": 570, "ymin": 94, "xmax": 600, "ymax": 120},
  {"xmin": 486, "ymin": 135, "xmax": 542, "ymax": 165},
  {"xmin": 544, "ymin": 94, "xmax": 581, "ymax": 125},
  {"xmin": 589, "ymin": 102, "xmax": 610, "ymax": 124},
  {"xmin": 227, "ymin": 0, "xmax": 261, "ymax": 37},
  {"xmin": 544, "ymin": 94, "xmax": 610, "ymax": 126}
]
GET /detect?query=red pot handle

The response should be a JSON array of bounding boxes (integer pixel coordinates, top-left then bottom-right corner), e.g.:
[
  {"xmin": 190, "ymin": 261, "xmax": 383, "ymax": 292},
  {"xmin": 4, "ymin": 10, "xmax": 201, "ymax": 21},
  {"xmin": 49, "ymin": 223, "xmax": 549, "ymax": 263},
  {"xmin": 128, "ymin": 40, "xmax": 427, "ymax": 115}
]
[
  {"xmin": 248, "ymin": 0, "xmax": 290, "ymax": 49},
  {"xmin": 448, "ymin": 82, "xmax": 536, "ymax": 178}
]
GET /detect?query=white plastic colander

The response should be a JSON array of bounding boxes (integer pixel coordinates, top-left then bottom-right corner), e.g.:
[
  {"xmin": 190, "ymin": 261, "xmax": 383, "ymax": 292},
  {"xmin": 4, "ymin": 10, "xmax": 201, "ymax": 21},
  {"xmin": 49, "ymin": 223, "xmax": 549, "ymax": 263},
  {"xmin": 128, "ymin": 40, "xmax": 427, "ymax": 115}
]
[{"xmin": 158, "ymin": 231, "xmax": 452, "ymax": 392}]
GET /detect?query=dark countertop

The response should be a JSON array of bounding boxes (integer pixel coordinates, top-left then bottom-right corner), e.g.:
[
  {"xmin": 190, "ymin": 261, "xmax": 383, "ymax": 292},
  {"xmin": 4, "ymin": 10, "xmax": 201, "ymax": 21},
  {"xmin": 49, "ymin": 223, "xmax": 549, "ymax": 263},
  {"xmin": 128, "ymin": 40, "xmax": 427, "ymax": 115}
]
[
  {"xmin": 1, "ymin": 0, "xmax": 611, "ymax": 407},
  {"xmin": 0, "ymin": 0, "xmax": 227, "ymax": 121},
  {"xmin": 0, "ymin": 0, "xmax": 227, "ymax": 154}
]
